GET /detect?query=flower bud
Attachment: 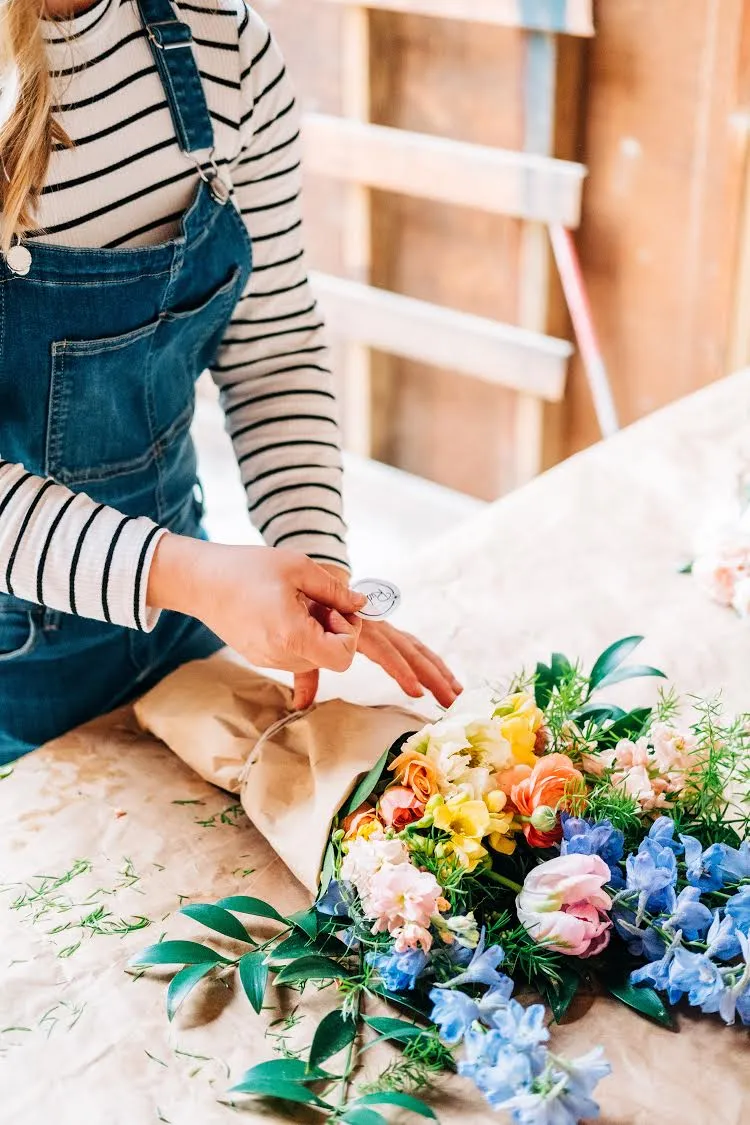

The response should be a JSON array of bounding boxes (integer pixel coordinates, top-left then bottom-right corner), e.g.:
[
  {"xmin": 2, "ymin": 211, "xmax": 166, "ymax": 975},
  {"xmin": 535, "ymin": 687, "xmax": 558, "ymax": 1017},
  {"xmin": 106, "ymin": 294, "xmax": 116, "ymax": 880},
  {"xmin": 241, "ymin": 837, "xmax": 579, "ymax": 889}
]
[
  {"xmin": 485, "ymin": 789, "xmax": 507, "ymax": 814},
  {"xmin": 530, "ymin": 805, "xmax": 558, "ymax": 833},
  {"xmin": 425, "ymin": 793, "xmax": 445, "ymax": 815}
]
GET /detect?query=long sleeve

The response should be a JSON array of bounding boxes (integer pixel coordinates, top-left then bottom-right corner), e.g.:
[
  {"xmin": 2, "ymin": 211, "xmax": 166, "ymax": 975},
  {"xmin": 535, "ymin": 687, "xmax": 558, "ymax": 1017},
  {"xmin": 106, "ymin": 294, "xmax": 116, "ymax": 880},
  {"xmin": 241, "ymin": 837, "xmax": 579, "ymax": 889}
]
[
  {"xmin": 0, "ymin": 460, "xmax": 165, "ymax": 629},
  {"xmin": 210, "ymin": 10, "xmax": 350, "ymax": 571}
]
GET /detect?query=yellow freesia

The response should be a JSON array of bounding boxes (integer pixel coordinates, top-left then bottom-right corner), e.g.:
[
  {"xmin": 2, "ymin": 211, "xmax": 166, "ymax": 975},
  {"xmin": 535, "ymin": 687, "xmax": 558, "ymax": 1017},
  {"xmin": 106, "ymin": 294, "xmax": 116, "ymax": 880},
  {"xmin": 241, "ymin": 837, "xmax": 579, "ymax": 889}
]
[
  {"xmin": 433, "ymin": 795, "xmax": 491, "ymax": 840},
  {"xmin": 443, "ymin": 835, "xmax": 488, "ymax": 872},
  {"xmin": 494, "ymin": 691, "xmax": 545, "ymax": 767}
]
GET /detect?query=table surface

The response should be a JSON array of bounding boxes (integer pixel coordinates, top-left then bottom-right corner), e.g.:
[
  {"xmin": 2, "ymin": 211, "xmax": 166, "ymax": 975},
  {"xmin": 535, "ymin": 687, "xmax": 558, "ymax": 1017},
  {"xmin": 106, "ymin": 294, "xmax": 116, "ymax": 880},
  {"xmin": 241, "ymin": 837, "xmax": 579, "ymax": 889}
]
[{"xmin": 3, "ymin": 372, "xmax": 750, "ymax": 1125}]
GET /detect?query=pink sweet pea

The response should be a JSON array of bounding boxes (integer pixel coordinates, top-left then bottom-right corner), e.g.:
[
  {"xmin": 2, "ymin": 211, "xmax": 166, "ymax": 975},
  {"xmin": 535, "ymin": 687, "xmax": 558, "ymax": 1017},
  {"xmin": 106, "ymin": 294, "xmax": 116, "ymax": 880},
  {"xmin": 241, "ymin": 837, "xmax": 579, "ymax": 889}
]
[
  {"xmin": 516, "ymin": 853, "xmax": 612, "ymax": 958},
  {"xmin": 378, "ymin": 785, "xmax": 425, "ymax": 831}
]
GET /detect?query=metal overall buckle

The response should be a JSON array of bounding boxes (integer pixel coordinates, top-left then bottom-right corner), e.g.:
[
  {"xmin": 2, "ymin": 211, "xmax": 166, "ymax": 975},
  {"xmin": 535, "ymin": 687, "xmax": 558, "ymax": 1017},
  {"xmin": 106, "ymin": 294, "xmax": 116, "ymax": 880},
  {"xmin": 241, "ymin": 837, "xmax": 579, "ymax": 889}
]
[{"xmin": 146, "ymin": 19, "xmax": 193, "ymax": 51}]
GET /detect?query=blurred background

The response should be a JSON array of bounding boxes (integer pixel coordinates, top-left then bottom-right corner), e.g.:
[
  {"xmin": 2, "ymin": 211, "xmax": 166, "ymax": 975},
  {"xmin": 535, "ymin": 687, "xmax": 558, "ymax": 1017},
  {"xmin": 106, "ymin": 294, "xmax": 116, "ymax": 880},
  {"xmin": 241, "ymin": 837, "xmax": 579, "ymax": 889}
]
[{"xmin": 196, "ymin": 0, "xmax": 750, "ymax": 572}]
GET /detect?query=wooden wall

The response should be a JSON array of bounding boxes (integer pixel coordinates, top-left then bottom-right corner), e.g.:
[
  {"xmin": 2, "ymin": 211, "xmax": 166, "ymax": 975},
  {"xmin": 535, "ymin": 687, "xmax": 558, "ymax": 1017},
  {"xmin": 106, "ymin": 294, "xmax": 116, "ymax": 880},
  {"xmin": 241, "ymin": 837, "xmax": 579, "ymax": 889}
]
[{"xmin": 253, "ymin": 0, "xmax": 750, "ymax": 496}]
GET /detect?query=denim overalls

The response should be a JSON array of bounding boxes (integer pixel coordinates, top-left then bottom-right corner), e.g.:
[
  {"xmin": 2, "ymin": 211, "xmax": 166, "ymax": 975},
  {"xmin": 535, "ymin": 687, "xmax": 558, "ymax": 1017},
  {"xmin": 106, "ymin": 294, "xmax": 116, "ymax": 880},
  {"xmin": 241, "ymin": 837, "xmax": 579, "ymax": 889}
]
[{"xmin": 0, "ymin": 0, "xmax": 252, "ymax": 763}]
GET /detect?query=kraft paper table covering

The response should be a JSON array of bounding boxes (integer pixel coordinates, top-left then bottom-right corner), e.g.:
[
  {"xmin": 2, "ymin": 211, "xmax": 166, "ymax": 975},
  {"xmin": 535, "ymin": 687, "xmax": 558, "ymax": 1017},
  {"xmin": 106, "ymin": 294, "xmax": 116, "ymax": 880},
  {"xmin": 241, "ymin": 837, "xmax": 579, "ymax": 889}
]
[{"xmin": 3, "ymin": 372, "xmax": 750, "ymax": 1125}]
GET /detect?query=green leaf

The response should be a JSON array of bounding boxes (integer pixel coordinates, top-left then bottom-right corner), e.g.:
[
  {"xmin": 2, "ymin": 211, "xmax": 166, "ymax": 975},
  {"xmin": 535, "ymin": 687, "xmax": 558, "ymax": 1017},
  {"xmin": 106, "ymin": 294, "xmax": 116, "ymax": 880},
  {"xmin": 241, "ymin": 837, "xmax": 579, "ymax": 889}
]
[
  {"xmin": 214, "ymin": 895, "xmax": 287, "ymax": 925},
  {"xmin": 605, "ymin": 707, "xmax": 653, "ymax": 742},
  {"xmin": 239, "ymin": 951, "xmax": 269, "ymax": 1014},
  {"xmin": 319, "ymin": 838, "xmax": 337, "ymax": 894},
  {"xmin": 342, "ymin": 1110, "xmax": 387, "ymax": 1125},
  {"xmin": 595, "ymin": 664, "xmax": 667, "ymax": 691},
  {"xmin": 354, "ymin": 1092, "xmax": 437, "ymax": 1119},
  {"xmin": 166, "ymin": 962, "xmax": 216, "ymax": 1021},
  {"xmin": 541, "ymin": 967, "xmax": 580, "ymax": 1023},
  {"xmin": 363, "ymin": 1015, "xmax": 424, "ymax": 1045},
  {"xmin": 129, "ymin": 940, "xmax": 231, "ymax": 967},
  {"xmin": 235, "ymin": 1058, "xmax": 328, "ymax": 1084},
  {"xmin": 229, "ymin": 1076, "xmax": 332, "ymax": 1108},
  {"xmin": 550, "ymin": 652, "xmax": 573, "ymax": 683},
  {"xmin": 308, "ymin": 1009, "xmax": 357, "ymax": 1069},
  {"xmin": 289, "ymin": 908, "xmax": 319, "ymax": 939},
  {"xmin": 606, "ymin": 979, "xmax": 674, "ymax": 1029},
  {"xmin": 267, "ymin": 931, "xmax": 349, "ymax": 967},
  {"xmin": 678, "ymin": 561, "xmax": 693, "ymax": 574},
  {"xmin": 534, "ymin": 662, "xmax": 555, "ymax": 709},
  {"xmin": 275, "ymin": 954, "xmax": 352, "ymax": 986},
  {"xmin": 179, "ymin": 903, "xmax": 255, "ymax": 945},
  {"xmin": 341, "ymin": 746, "xmax": 391, "ymax": 818},
  {"xmin": 588, "ymin": 636, "xmax": 643, "ymax": 690},
  {"xmin": 574, "ymin": 702, "xmax": 627, "ymax": 725},
  {"xmin": 369, "ymin": 984, "xmax": 432, "ymax": 1022}
]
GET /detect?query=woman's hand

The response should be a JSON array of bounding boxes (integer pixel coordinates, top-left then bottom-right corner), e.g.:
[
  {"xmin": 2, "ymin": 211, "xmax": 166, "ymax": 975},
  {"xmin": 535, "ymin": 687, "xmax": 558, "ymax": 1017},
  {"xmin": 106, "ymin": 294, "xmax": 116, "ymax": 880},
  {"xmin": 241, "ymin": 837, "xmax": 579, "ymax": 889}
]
[
  {"xmin": 292, "ymin": 565, "xmax": 463, "ymax": 710},
  {"xmin": 147, "ymin": 536, "xmax": 366, "ymax": 674}
]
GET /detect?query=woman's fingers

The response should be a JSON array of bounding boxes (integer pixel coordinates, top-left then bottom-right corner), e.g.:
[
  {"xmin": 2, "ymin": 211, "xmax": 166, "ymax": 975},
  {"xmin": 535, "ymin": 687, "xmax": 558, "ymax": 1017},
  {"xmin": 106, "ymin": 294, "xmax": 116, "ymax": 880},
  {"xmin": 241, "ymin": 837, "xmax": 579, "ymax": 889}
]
[
  {"xmin": 380, "ymin": 625, "xmax": 462, "ymax": 707},
  {"xmin": 293, "ymin": 668, "xmax": 319, "ymax": 710},
  {"xmin": 359, "ymin": 626, "xmax": 424, "ymax": 699},
  {"xmin": 292, "ymin": 555, "xmax": 367, "ymax": 615}
]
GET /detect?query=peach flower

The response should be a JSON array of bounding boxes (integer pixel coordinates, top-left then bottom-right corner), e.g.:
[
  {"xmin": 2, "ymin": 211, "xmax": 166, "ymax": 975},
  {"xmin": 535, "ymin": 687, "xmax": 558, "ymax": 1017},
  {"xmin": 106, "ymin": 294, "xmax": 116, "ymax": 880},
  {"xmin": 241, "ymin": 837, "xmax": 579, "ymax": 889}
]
[
  {"xmin": 342, "ymin": 804, "xmax": 382, "ymax": 841},
  {"xmin": 509, "ymin": 753, "xmax": 585, "ymax": 847},
  {"xmin": 378, "ymin": 785, "xmax": 425, "ymax": 831},
  {"xmin": 389, "ymin": 748, "xmax": 440, "ymax": 804}
]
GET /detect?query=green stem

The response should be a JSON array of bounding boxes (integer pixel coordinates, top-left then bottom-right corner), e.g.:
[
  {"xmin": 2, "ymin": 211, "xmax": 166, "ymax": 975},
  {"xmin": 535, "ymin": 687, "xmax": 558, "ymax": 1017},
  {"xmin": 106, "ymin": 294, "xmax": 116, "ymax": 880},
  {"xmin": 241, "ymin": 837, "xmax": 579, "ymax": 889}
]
[
  {"xmin": 484, "ymin": 870, "xmax": 523, "ymax": 894},
  {"xmin": 333, "ymin": 951, "xmax": 363, "ymax": 1118}
]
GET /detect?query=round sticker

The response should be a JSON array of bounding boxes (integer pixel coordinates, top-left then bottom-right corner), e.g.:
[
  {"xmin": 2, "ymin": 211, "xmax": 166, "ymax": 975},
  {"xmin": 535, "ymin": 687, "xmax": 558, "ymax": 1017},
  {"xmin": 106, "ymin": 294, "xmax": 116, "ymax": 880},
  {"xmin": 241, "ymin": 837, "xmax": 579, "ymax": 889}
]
[{"xmin": 352, "ymin": 577, "xmax": 401, "ymax": 621}]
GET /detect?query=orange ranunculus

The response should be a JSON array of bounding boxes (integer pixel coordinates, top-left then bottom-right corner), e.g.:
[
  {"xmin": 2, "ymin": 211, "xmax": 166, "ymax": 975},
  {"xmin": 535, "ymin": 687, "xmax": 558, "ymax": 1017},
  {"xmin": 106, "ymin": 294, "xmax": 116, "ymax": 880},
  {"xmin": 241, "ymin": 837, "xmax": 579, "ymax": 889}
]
[
  {"xmin": 341, "ymin": 803, "xmax": 382, "ymax": 840},
  {"xmin": 510, "ymin": 753, "xmax": 585, "ymax": 847},
  {"xmin": 494, "ymin": 763, "xmax": 533, "ymax": 797},
  {"xmin": 389, "ymin": 748, "xmax": 440, "ymax": 804},
  {"xmin": 378, "ymin": 785, "xmax": 425, "ymax": 831}
]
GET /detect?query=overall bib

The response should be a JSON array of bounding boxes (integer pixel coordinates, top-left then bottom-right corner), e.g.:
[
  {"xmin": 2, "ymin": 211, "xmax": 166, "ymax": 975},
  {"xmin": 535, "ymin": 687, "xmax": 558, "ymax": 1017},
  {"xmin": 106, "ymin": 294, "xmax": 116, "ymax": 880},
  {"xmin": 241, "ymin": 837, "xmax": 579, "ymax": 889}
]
[{"xmin": 0, "ymin": 0, "xmax": 252, "ymax": 763}]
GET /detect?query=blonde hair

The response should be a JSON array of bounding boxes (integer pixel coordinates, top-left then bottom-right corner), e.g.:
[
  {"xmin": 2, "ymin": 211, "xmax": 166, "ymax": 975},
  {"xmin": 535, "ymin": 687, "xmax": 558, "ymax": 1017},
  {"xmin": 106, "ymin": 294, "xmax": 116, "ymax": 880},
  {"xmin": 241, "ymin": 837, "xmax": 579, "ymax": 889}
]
[{"xmin": 0, "ymin": 0, "xmax": 69, "ymax": 253}]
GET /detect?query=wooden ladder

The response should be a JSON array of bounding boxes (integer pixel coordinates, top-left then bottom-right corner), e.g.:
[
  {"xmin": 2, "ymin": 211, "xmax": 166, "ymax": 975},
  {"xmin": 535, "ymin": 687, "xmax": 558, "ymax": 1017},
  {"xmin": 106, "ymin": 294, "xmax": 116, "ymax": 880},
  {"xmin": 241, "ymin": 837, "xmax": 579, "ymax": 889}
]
[{"xmin": 306, "ymin": 0, "xmax": 613, "ymax": 489}]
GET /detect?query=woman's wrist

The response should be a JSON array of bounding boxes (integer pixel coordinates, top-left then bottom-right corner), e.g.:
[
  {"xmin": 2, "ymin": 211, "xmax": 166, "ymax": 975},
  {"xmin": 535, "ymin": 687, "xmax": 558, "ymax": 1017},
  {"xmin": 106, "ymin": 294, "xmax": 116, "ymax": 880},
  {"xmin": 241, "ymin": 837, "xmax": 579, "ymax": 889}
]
[{"xmin": 146, "ymin": 532, "xmax": 205, "ymax": 615}]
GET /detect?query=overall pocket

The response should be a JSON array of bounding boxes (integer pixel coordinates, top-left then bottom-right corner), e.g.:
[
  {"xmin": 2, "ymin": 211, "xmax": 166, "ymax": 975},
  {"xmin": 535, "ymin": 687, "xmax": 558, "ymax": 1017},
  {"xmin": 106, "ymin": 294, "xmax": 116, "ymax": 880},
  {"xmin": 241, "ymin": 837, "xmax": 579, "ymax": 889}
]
[
  {"xmin": 45, "ymin": 267, "xmax": 242, "ymax": 490},
  {"xmin": 0, "ymin": 605, "xmax": 38, "ymax": 662}
]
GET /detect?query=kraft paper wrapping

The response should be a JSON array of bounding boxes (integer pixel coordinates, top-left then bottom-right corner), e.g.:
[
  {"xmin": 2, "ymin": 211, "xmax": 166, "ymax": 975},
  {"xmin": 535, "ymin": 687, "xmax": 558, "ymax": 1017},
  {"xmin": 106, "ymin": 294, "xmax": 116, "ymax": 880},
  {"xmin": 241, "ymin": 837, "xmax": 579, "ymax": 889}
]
[
  {"xmin": 133, "ymin": 649, "xmax": 423, "ymax": 892},
  {"xmin": 3, "ymin": 371, "xmax": 750, "ymax": 1125}
]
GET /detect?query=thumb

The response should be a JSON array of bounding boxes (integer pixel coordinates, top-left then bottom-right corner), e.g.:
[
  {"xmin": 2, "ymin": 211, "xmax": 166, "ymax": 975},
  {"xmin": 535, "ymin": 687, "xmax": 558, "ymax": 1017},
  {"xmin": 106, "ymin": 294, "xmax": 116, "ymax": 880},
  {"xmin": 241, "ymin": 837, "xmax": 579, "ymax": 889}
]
[
  {"xmin": 296, "ymin": 559, "xmax": 366, "ymax": 615},
  {"xmin": 293, "ymin": 668, "xmax": 319, "ymax": 710}
]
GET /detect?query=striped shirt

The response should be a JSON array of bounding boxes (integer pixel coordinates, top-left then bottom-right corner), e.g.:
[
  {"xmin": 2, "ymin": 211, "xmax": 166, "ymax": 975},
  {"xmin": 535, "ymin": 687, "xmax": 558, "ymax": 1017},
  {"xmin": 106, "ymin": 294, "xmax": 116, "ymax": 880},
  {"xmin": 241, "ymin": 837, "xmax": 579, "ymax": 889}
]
[{"xmin": 0, "ymin": 0, "xmax": 348, "ymax": 632}]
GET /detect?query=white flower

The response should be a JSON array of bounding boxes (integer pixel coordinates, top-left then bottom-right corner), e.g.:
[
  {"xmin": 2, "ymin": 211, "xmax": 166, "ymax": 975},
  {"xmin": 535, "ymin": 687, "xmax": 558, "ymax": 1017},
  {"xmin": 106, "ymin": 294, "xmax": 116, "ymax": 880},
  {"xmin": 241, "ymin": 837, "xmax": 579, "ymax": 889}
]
[
  {"xmin": 404, "ymin": 713, "xmax": 513, "ymax": 793},
  {"xmin": 732, "ymin": 576, "xmax": 750, "ymax": 617},
  {"xmin": 340, "ymin": 835, "xmax": 408, "ymax": 901}
]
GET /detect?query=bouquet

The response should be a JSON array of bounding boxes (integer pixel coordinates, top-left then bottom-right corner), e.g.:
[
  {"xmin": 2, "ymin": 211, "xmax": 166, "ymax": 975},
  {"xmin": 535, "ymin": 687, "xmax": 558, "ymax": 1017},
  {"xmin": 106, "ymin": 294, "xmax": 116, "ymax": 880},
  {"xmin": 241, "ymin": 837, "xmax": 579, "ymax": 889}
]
[{"xmin": 132, "ymin": 637, "xmax": 750, "ymax": 1125}]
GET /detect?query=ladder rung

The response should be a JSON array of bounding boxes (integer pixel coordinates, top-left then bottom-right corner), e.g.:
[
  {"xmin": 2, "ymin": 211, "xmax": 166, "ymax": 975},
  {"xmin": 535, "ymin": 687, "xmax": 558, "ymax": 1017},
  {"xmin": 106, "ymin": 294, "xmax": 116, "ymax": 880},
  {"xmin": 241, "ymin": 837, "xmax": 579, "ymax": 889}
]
[
  {"xmin": 303, "ymin": 114, "xmax": 586, "ymax": 227},
  {"xmin": 311, "ymin": 272, "xmax": 571, "ymax": 400}
]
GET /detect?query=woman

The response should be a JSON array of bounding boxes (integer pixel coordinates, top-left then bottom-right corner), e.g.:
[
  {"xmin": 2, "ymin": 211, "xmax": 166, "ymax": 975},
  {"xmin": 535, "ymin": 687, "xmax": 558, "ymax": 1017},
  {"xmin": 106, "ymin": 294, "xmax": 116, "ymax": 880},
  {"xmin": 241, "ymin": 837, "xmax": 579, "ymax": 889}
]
[{"xmin": 0, "ymin": 0, "xmax": 461, "ymax": 764}]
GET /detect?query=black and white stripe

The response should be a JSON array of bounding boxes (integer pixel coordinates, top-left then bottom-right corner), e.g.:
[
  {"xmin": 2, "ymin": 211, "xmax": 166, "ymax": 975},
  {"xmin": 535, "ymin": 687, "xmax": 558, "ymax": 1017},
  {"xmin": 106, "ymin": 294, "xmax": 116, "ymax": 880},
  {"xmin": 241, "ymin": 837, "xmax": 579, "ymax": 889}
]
[{"xmin": 0, "ymin": 0, "xmax": 347, "ymax": 633}]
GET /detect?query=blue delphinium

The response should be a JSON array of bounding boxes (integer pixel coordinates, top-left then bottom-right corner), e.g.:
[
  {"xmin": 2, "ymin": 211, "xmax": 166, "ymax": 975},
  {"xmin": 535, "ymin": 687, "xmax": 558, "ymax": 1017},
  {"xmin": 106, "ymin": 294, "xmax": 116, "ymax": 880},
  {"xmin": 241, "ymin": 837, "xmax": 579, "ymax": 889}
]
[
  {"xmin": 679, "ymin": 835, "xmax": 726, "ymax": 893},
  {"xmin": 625, "ymin": 835, "xmax": 678, "ymax": 920},
  {"xmin": 705, "ymin": 910, "xmax": 742, "ymax": 962},
  {"xmin": 316, "ymin": 879, "xmax": 353, "ymax": 917},
  {"xmin": 434, "ymin": 971, "xmax": 609, "ymax": 1123},
  {"xmin": 367, "ymin": 948, "xmax": 429, "ymax": 993},
  {"xmin": 648, "ymin": 817, "xmax": 684, "ymax": 855},
  {"xmin": 665, "ymin": 885, "xmax": 713, "ymax": 941},
  {"xmin": 560, "ymin": 815, "xmax": 625, "ymax": 887},
  {"xmin": 667, "ymin": 947, "xmax": 726, "ymax": 1011},
  {"xmin": 630, "ymin": 932, "xmax": 682, "ymax": 994},
  {"xmin": 612, "ymin": 902, "xmax": 666, "ymax": 959},
  {"xmin": 499, "ymin": 1048, "xmax": 611, "ymax": 1125},
  {"xmin": 438, "ymin": 929, "xmax": 508, "ymax": 989},
  {"xmin": 715, "ymin": 840, "xmax": 750, "ymax": 883},
  {"xmin": 726, "ymin": 886, "xmax": 750, "ymax": 935}
]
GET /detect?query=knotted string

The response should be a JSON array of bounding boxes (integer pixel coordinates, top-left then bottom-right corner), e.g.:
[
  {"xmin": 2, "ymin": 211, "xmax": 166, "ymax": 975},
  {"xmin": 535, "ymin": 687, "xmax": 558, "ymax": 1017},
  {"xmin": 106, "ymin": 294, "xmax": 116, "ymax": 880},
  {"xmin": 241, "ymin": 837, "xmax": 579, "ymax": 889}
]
[{"xmin": 237, "ymin": 704, "xmax": 315, "ymax": 786}]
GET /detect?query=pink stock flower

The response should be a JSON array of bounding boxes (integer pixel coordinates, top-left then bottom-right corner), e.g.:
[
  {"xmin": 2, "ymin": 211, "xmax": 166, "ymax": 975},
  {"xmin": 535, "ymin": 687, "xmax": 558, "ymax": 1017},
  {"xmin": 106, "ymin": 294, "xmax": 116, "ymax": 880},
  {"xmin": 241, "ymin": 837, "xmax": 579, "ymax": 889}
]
[
  {"xmin": 517, "ymin": 853, "xmax": 612, "ymax": 958},
  {"xmin": 368, "ymin": 861, "xmax": 444, "ymax": 945},
  {"xmin": 393, "ymin": 922, "xmax": 433, "ymax": 954},
  {"xmin": 378, "ymin": 785, "xmax": 425, "ymax": 831}
]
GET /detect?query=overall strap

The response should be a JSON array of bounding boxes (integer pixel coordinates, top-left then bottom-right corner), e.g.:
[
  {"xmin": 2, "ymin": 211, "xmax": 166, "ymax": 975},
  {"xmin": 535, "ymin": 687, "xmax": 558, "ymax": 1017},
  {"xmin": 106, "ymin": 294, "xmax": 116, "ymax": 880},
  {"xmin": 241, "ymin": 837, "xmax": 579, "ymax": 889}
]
[{"xmin": 136, "ymin": 0, "xmax": 214, "ymax": 155}]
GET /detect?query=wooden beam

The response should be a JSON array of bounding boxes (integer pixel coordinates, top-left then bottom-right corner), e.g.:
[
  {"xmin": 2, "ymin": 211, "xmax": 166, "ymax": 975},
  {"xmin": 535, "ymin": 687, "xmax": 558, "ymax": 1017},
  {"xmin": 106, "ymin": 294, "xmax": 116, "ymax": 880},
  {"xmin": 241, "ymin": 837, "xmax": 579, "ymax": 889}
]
[
  {"xmin": 318, "ymin": 0, "xmax": 594, "ymax": 36},
  {"xmin": 311, "ymin": 272, "xmax": 571, "ymax": 400},
  {"xmin": 303, "ymin": 114, "xmax": 586, "ymax": 227}
]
